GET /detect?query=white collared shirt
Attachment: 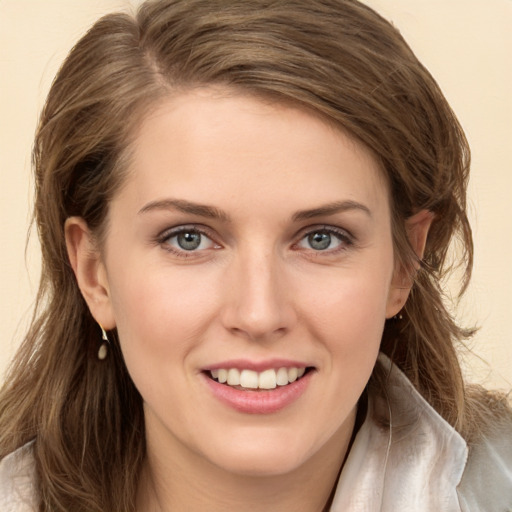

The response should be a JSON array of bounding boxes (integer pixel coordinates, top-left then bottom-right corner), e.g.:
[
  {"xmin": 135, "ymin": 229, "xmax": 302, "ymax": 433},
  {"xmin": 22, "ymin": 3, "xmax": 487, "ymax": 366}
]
[{"xmin": 332, "ymin": 355, "xmax": 512, "ymax": 511}]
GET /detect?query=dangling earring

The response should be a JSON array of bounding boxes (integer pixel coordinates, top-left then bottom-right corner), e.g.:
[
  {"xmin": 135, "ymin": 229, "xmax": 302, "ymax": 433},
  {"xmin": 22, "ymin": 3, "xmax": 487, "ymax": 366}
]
[{"xmin": 98, "ymin": 325, "xmax": 110, "ymax": 360}]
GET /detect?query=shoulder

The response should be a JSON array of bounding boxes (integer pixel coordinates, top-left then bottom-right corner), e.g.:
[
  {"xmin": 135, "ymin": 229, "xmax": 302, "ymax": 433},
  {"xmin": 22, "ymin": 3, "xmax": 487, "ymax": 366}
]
[
  {"xmin": 0, "ymin": 442, "xmax": 37, "ymax": 512},
  {"xmin": 457, "ymin": 415, "xmax": 512, "ymax": 511},
  {"xmin": 368, "ymin": 355, "xmax": 512, "ymax": 510}
]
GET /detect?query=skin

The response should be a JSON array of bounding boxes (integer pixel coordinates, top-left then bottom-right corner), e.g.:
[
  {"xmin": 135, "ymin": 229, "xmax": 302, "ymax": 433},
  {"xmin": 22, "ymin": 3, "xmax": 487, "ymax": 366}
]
[{"xmin": 66, "ymin": 88, "xmax": 432, "ymax": 511}]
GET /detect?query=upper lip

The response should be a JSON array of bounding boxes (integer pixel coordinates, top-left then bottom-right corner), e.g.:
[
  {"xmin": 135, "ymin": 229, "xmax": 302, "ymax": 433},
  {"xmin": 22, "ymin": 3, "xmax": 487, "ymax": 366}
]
[{"xmin": 204, "ymin": 359, "xmax": 312, "ymax": 372}]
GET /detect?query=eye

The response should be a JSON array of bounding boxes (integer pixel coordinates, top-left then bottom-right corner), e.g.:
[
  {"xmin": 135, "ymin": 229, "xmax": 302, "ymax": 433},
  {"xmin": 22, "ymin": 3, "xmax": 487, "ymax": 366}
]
[
  {"xmin": 159, "ymin": 227, "xmax": 218, "ymax": 254},
  {"xmin": 306, "ymin": 232, "xmax": 336, "ymax": 251},
  {"xmin": 296, "ymin": 227, "xmax": 352, "ymax": 252}
]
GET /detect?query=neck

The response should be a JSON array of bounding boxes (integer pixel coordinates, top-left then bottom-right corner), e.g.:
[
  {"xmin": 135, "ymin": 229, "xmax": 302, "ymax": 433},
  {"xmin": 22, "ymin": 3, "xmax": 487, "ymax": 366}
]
[{"xmin": 136, "ymin": 410, "xmax": 357, "ymax": 512}]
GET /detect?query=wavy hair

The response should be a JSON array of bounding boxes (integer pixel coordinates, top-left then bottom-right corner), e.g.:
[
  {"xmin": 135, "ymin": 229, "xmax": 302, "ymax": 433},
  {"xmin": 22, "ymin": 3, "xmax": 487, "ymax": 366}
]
[{"xmin": 0, "ymin": 1, "xmax": 500, "ymax": 510}]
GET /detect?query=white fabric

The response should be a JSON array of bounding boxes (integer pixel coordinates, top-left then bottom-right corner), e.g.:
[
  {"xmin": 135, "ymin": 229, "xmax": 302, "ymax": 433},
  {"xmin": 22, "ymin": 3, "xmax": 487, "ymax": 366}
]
[
  {"xmin": 0, "ymin": 442, "xmax": 36, "ymax": 512},
  {"xmin": 332, "ymin": 355, "xmax": 468, "ymax": 510},
  {"xmin": 1, "ymin": 354, "xmax": 511, "ymax": 511},
  {"xmin": 331, "ymin": 354, "xmax": 512, "ymax": 511}
]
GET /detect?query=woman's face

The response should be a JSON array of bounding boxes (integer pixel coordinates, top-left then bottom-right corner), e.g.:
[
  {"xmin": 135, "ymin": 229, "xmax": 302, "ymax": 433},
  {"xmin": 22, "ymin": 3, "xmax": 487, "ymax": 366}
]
[{"xmin": 93, "ymin": 89, "xmax": 404, "ymax": 476}]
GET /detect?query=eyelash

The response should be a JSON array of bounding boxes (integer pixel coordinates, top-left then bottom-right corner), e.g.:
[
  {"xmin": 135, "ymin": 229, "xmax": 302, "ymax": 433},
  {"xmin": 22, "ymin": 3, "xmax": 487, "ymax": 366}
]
[
  {"xmin": 155, "ymin": 224, "xmax": 355, "ymax": 258},
  {"xmin": 156, "ymin": 225, "xmax": 220, "ymax": 258},
  {"xmin": 293, "ymin": 225, "xmax": 355, "ymax": 255}
]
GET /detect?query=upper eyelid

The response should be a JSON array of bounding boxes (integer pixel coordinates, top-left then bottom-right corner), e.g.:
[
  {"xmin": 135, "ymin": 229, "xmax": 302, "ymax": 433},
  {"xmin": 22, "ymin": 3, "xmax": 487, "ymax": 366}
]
[
  {"xmin": 158, "ymin": 224, "xmax": 217, "ymax": 241},
  {"xmin": 295, "ymin": 224, "xmax": 354, "ymax": 240}
]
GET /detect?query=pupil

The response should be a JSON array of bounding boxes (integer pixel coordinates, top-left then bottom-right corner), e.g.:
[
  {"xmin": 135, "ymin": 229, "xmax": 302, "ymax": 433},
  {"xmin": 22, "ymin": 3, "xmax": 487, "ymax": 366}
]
[
  {"xmin": 309, "ymin": 232, "xmax": 331, "ymax": 250},
  {"xmin": 177, "ymin": 232, "xmax": 201, "ymax": 250}
]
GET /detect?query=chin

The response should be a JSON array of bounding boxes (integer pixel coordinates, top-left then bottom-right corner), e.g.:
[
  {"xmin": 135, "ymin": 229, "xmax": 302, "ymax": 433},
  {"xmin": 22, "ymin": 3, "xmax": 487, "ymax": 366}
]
[{"xmin": 203, "ymin": 435, "xmax": 314, "ymax": 478}]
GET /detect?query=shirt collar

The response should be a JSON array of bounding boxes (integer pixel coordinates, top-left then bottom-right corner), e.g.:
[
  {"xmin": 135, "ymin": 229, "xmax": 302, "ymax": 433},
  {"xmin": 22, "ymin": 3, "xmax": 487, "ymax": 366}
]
[{"xmin": 330, "ymin": 353, "xmax": 468, "ymax": 511}]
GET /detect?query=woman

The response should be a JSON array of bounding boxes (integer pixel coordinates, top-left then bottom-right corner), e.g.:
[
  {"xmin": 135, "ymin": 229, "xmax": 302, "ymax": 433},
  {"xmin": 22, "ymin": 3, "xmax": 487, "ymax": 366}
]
[{"xmin": 0, "ymin": 0, "xmax": 511, "ymax": 510}]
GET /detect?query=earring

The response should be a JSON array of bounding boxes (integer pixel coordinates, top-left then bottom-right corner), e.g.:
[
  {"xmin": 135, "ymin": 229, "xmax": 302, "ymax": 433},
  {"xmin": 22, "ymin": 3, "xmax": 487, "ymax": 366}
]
[
  {"xmin": 393, "ymin": 313, "xmax": 403, "ymax": 321},
  {"xmin": 98, "ymin": 325, "xmax": 110, "ymax": 360}
]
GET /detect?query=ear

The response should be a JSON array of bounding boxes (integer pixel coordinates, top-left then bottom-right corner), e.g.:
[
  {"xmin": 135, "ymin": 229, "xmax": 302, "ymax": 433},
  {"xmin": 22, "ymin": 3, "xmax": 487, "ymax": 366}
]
[
  {"xmin": 65, "ymin": 217, "xmax": 116, "ymax": 329},
  {"xmin": 385, "ymin": 210, "xmax": 434, "ymax": 318}
]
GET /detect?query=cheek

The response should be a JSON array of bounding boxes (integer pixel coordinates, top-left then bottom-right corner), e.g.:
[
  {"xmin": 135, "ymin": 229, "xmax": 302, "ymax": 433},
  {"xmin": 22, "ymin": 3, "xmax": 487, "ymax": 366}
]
[
  {"xmin": 299, "ymin": 263, "xmax": 392, "ymax": 350},
  {"xmin": 106, "ymin": 264, "xmax": 216, "ymax": 410},
  {"xmin": 108, "ymin": 262, "xmax": 219, "ymax": 353}
]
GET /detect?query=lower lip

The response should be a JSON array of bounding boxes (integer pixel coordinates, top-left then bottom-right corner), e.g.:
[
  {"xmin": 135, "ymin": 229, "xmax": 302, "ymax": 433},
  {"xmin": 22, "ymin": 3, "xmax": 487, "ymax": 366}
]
[{"xmin": 202, "ymin": 371, "xmax": 313, "ymax": 414}]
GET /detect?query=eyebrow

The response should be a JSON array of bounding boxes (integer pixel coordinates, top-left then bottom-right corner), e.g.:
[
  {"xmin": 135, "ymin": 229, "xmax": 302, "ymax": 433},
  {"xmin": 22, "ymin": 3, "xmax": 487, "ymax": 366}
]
[
  {"xmin": 292, "ymin": 200, "xmax": 372, "ymax": 221},
  {"xmin": 138, "ymin": 199, "xmax": 230, "ymax": 221},
  {"xmin": 138, "ymin": 198, "xmax": 371, "ymax": 222}
]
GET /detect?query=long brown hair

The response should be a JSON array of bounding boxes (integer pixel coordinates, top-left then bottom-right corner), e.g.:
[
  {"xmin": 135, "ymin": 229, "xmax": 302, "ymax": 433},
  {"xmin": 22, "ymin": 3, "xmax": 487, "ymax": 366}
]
[{"xmin": 0, "ymin": 0, "xmax": 500, "ymax": 509}]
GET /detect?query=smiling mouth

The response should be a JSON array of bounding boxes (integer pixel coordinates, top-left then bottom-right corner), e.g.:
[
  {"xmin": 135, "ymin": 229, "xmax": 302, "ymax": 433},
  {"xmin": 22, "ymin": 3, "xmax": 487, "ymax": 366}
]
[{"xmin": 206, "ymin": 367, "xmax": 312, "ymax": 391}]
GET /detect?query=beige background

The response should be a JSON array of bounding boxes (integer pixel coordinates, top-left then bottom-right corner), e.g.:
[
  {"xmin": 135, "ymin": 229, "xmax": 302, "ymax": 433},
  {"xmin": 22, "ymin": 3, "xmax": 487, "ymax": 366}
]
[{"xmin": 1, "ymin": 0, "xmax": 511, "ymax": 388}]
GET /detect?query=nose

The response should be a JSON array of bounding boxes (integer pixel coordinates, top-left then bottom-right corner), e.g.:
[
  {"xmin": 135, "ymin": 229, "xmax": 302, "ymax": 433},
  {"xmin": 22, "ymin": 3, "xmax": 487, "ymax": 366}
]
[{"xmin": 221, "ymin": 247, "xmax": 296, "ymax": 342}]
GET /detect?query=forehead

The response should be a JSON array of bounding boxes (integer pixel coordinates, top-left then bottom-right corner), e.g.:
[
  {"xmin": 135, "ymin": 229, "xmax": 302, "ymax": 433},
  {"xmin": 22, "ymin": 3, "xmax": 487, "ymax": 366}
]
[{"xmin": 117, "ymin": 88, "xmax": 390, "ymax": 218}]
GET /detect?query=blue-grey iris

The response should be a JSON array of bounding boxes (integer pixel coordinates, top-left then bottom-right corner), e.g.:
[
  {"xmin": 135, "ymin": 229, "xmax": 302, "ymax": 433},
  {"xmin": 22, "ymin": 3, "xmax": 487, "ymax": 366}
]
[
  {"xmin": 308, "ymin": 232, "xmax": 331, "ymax": 250},
  {"xmin": 177, "ymin": 232, "xmax": 202, "ymax": 250}
]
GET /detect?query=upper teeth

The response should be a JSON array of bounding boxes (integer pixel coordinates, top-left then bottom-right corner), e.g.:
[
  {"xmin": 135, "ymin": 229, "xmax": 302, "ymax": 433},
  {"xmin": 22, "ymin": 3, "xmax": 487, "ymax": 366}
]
[{"xmin": 210, "ymin": 367, "xmax": 306, "ymax": 390}]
